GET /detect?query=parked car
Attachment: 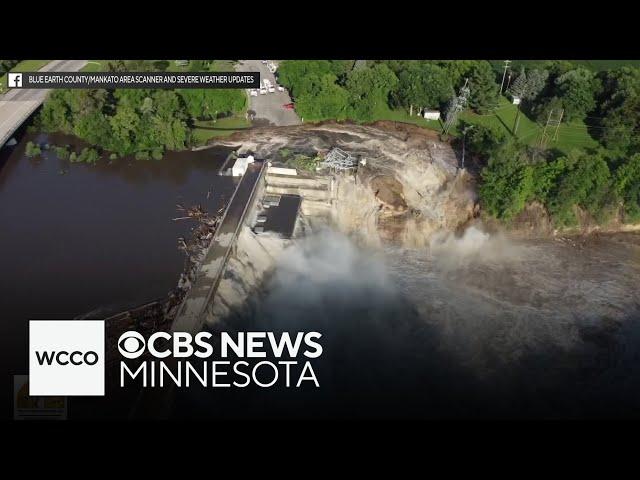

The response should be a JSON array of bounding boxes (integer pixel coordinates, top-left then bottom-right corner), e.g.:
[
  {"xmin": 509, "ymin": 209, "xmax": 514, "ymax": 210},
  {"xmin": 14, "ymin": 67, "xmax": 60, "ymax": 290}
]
[
  {"xmin": 250, "ymin": 89, "xmax": 258, "ymax": 97},
  {"xmin": 268, "ymin": 86, "xmax": 275, "ymax": 93},
  {"xmin": 277, "ymin": 85, "xmax": 285, "ymax": 92},
  {"xmin": 283, "ymin": 103, "xmax": 294, "ymax": 110},
  {"xmin": 259, "ymin": 87, "xmax": 267, "ymax": 95}
]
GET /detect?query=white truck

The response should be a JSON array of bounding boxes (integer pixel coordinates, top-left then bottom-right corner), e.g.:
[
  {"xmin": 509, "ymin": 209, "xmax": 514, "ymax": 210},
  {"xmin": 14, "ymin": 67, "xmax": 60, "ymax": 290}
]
[{"xmin": 263, "ymin": 78, "xmax": 275, "ymax": 93}]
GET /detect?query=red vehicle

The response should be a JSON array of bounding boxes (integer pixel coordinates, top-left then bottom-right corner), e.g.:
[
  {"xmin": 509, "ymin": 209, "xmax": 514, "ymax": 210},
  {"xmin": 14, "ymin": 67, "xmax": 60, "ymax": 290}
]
[{"xmin": 283, "ymin": 103, "xmax": 295, "ymax": 110}]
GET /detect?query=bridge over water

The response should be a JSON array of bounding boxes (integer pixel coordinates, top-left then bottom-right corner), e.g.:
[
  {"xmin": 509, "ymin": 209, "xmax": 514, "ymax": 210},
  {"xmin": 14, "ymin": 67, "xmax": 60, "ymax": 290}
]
[{"xmin": 0, "ymin": 60, "xmax": 87, "ymax": 148}]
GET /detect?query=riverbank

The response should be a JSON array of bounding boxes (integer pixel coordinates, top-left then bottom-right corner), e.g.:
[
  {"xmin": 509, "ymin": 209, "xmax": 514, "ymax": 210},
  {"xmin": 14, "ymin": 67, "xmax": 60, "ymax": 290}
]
[{"xmin": 206, "ymin": 120, "xmax": 640, "ymax": 242}]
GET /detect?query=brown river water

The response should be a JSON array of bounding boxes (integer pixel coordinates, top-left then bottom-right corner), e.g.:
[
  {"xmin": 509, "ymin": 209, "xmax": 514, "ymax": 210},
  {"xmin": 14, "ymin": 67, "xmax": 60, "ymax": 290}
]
[
  {"xmin": 2, "ymin": 128, "xmax": 640, "ymax": 419},
  {"xmin": 0, "ymin": 132, "xmax": 236, "ymax": 395}
]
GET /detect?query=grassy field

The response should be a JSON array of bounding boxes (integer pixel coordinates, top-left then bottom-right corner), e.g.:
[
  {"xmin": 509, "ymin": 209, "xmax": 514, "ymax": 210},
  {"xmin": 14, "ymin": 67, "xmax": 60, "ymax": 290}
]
[
  {"xmin": 460, "ymin": 97, "xmax": 599, "ymax": 154},
  {"xmin": 374, "ymin": 96, "xmax": 598, "ymax": 155},
  {"xmin": 81, "ymin": 60, "xmax": 109, "ymax": 72},
  {"xmin": 370, "ymin": 102, "xmax": 443, "ymax": 130},
  {"xmin": 0, "ymin": 60, "xmax": 50, "ymax": 92},
  {"xmin": 192, "ymin": 115, "xmax": 251, "ymax": 144}
]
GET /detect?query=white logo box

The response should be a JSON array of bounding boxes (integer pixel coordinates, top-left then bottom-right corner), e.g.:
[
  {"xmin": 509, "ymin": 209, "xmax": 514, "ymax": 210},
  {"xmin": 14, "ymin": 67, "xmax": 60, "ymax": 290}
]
[{"xmin": 29, "ymin": 320, "xmax": 105, "ymax": 396}]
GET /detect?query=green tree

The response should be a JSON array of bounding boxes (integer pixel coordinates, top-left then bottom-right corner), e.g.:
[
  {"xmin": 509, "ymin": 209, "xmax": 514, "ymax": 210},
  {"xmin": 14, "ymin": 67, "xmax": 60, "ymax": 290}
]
[
  {"xmin": 460, "ymin": 121, "xmax": 506, "ymax": 158},
  {"xmin": 295, "ymin": 74, "xmax": 350, "ymax": 121},
  {"xmin": 345, "ymin": 64, "xmax": 398, "ymax": 121},
  {"xmin": 466, "ymin": 61, "xmax": 500, "ymax": 113},
  {"xmin": 391, "ymin": 63, "xmax": 453, "ymax": 112},
  {"xmin": 596, "ymin": 67, "xmax": 640, "ymax": 154},
  {"xmin": 479, "ymin": 142, "xmax": 535, "ymax": 220},
  {"xmin": 614, "ymin": 153, "xmax": 640, "ymax": 221},
  {"xmin": 554, "ymin": 68, "xmax": 600, "ymax": 121},
  {"xmin": 549, "ymin": 150, "xmax": 613, "ymax": 226},
  {"xmin": 178, "ymin": 89, "xmax": 246, "ymax": 120}
]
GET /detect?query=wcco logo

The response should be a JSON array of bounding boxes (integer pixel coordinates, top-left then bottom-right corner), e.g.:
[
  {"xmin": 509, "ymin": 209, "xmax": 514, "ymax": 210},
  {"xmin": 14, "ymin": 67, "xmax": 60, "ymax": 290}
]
[{"xmin": 29, "ymin": 320, "xmax": 105, "ymax": 396}]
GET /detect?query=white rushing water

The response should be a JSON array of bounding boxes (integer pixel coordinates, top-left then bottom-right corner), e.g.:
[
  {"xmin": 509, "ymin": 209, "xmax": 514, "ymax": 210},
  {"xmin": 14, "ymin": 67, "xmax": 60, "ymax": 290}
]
[{"xmin": 216, "ymin": 226, "xmax": 640, "ymax": 418}]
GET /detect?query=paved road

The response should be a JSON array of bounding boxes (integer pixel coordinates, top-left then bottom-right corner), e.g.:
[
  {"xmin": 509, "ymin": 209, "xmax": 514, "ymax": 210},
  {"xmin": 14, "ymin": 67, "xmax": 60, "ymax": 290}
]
[
  {"xmin": 171, "ymin": 161, "xmax": 265, "ymax": 334},
  {"xmin": 236, "ymin": 60, "xmax": 301, "ymax": 127},
  {"xmin": 0, "ymin": 60, "xmax": 88, "ymax": 148}
]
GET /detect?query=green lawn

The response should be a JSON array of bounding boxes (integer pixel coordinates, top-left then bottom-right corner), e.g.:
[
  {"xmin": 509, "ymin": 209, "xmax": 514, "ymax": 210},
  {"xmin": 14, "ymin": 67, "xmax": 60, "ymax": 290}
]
[
  {"xmin": 82, "ymin": 60, "xmax": 110, "ymax": 72},
  {"xmin": 192, "ymin": 115, "xmax": 251, "ymax": 144},
  {"xmin": 371, "ymin": 102, "xmax": 443, "ymax": 130},
  {"xmin": 456, "ymin": 97, "xmax": 599, "ymax": 155},
  {"xmin": 0, "ymin": 60, "xmax": 50, "ymax": 92}
]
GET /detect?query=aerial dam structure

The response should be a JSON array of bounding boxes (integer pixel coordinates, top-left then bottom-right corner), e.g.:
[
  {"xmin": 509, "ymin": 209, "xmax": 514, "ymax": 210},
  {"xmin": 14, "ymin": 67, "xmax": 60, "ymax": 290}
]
[
  {"xmin": 169, "ymin": 159, "xmax": 334, "ymax": 335},
  {"xmin": 0, "ymin": 60, "xmax": 87, "ymax": 148},
  {"xmin": 170, "ymin": 159, "xmax": 266, "ymax": 334}
]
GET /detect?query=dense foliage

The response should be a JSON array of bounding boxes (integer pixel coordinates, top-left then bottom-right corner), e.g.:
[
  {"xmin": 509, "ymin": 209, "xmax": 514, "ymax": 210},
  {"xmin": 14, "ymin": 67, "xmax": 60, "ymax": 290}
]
[
  {"xmin": 31, "ymin": 59, "xmax": 640, "ymax": 227},
  {"xmin": 0, "ymin": 60, "xmax": 20, "ymax": 75},
  {"xmin": 278, "ymin": 60, "xmax": 501, "ymax": 121},
  {"xmin": 477, "ymin": 62, "xmax": 640, "ymax": 227},
  {"xmin": 37, "ymin": 88, "xmax": 190, "ymax": 159},
  {"xmin": 35, "ymin": 61, "xmax": 246, "ymax": 159}
]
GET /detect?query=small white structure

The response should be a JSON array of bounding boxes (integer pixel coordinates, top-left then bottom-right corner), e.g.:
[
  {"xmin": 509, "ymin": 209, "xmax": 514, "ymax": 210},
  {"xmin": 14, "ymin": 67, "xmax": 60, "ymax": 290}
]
[
  {"xmin": 268, "ymin": 166, "xmax": 298, "ymax": 176},
  {"xmin": 512, "ymin": 96, "xmax": 521, "ymax": 105},
  {"xmin": 231, "ymin": 155, "xmax": 255, "ymax": 177},
  {"xmin": 422, "ymin": 109, "xmax": 441, "ymax": 120}
]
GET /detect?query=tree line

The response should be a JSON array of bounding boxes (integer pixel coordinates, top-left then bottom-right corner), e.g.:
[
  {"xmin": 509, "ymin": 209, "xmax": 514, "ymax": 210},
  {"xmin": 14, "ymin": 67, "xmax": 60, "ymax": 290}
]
[
  {"xmin": 468, "ymin": 62, "xmax": 640, "ymax": 226},
  {"xmin": 0, "ymin": 60, "xmax": 20, "ymax": 75},
  {"xmin": 278, "ymin": 60, "xmax": 640, "ymax": 227},
  {"xmin": 277, "ymin": 60, "xmax": 502, "ymax": 121},
  {"xmin": 33, "ymin": 60, "xmax": 246, "ymax": 160}
]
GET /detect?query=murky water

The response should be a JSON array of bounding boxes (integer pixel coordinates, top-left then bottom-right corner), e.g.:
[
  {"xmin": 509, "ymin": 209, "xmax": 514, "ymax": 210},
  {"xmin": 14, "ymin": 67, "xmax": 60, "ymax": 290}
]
[
  {"xmin": 3, "ymin": 127, "xmax": 640, "ymax": 419},
  {"xmin": 0, "ymin": 133, "xmax": 235, "ymax": 383},
  {"xmin": 178, "ymin": 228, "xmax": 640, "ymax": 419}
]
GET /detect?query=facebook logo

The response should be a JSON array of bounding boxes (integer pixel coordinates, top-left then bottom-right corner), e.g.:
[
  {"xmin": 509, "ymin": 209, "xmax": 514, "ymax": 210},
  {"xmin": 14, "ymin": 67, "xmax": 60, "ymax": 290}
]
[{"xmin": 8, "ymin": 73, "xmax": 22, "ymax": 88}]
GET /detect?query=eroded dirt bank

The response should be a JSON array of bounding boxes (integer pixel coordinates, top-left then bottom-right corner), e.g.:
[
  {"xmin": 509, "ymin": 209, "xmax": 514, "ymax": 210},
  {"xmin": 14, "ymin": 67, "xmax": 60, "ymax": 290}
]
[
  {"xmin": 215, "ymin": 121, "xmax": 478, "ymax": 247},
  {"xmin": 185, "ymin": 122, "xmax": 640, "ymax": 419}
]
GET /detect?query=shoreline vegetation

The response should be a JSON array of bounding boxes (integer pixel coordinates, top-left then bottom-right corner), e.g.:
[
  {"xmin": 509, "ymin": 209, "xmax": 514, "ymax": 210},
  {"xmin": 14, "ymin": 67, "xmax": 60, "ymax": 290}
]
[{"xmin": 15, "ymin": 59, "xmax": 640, "ymax": 231}]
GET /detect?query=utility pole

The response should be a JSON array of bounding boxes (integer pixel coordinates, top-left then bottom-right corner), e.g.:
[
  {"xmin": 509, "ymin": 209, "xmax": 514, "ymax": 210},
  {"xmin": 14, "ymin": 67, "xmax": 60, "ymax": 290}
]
[
  {"xmin": 510, "ymin": 68, "xmax": 528, "ymax": 136},
  {"xmin": 539, "ymin": 109, "xmax": 564, "ymax": 148},
  {"xmin": 443, "ymin": 78, "xmax": 470, "ymax": 135},
  {"xmin": 513, "ymin": 102, "xmax": 522, "ymax": 135},
  {"xmin": 499, "ymin": 60, "xmax": 511, "ymax": 96},
  {"xmin": 461, "ymin": 124, "xmax": 474, "ymax": 170}
]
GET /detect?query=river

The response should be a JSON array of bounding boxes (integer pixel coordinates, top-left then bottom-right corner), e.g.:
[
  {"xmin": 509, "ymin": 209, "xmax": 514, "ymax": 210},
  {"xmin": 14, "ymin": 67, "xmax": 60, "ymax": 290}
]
[
  {"xmin": 0, "ymin": 132, "xmax": 235, "ymax": 390},
  {"xmin": 3, "ymin": 126, "xmax": 640, "ymax": 419}
]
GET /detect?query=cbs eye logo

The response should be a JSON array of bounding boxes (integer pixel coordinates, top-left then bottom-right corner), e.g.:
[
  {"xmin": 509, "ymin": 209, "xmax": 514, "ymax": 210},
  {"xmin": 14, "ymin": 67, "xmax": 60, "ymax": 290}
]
[{"xmin": 118, "ymin": 331, "xmax": 146, "ymax": 359}]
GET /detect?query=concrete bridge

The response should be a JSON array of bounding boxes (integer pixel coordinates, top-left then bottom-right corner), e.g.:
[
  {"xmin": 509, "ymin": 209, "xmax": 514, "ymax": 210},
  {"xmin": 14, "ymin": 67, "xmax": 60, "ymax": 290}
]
[{"xmin": 0, "ymin": 60, "xmax": 87, "ymax": 148}]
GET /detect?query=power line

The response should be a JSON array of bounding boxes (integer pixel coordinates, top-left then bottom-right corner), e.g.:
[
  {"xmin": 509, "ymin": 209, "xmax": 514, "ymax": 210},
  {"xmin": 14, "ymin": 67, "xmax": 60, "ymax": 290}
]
[
  {"xmin": 539, "ymin": 108, "xmax": 564, "ymax": 147},
  {"xmin": 499, "ymin": 60, "xmax": 511, "ymax": 96},
  {"xmin": 443, "ymin": 78, "xmax": 470, "ymax": 135}
]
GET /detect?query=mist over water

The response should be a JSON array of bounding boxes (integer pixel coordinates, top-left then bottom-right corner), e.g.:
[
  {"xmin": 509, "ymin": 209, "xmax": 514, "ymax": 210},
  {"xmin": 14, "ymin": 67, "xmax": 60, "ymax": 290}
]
[{"xmin": 182, "ymin": 227, "xmax": 640, "ymax": 419}]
